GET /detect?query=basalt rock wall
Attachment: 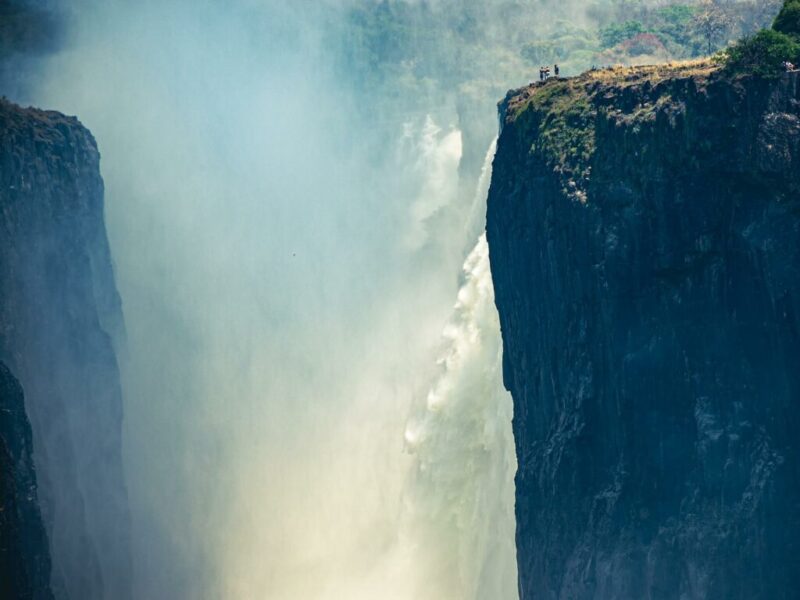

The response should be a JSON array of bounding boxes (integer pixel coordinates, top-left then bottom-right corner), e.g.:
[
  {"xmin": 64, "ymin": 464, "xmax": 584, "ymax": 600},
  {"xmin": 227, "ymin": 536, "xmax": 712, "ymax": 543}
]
[
  {"xmin": 0, "ymin": 361, "xmax": 53, "ymax": 600},
  {"xmin": 487, "ymin": 65, "xmax": 800, "ymax": 599},
  {"xmin": 0, "ymin": 98, "xmax": 131, "ymax": 600}
]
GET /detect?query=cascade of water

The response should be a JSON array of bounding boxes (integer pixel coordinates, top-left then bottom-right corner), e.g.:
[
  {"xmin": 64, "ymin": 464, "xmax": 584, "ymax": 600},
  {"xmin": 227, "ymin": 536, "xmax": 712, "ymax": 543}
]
[
  {"xmin": 464, "ymin": 138, "xmax": 498, "ymax": 245},
  {"xmin": 29, "ymin": 0, "xmax": 520, "ymax": 592},
  {"xmin": 399, "ymin": 141, "xmax": 519, "ymax": 600},
  {"xmin": 292, "ymin": 136, "xmax": 517, "ymax": 600}
]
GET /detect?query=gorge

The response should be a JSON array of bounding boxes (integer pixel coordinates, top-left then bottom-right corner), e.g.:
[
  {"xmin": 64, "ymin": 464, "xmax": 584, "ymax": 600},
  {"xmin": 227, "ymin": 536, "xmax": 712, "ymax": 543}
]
[{"xmin": 2, "ymin": 1, "xmax": 799, "ymax": 599}]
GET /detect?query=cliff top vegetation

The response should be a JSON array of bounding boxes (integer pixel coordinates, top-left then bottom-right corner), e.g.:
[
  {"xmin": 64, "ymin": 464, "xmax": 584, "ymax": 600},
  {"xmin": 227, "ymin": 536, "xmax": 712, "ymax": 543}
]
[
  {"xmin": 721, "ymin": 0, "xmax": 800, "ymax": 76},
  {"xmin": 502, "ymin": 58, "xmax": 720, "ymax": 199},
  {"xmin": 501, "ymin": 0, "xmax": 800, "ymax": 201}
]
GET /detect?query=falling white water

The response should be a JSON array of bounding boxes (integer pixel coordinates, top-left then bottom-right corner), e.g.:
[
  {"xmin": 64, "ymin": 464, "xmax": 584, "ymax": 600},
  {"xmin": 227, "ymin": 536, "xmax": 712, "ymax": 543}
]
[
  {"xmin": 464, "ymin": 138, "xmax": 498, "ymax": 244},
  {"xmin": 28, "ymin": 0, "xmax": 520, "ymax": 591},
  {"xmin": 398, "ymin": 140, "xmax": 519, "ymax": 600},
  {"xmin": 400, "ymin": 233, "xmax": 518, "ymax": 600},
  {"xmin": 278, "ymin": 136, "xmax": 518, "ymax": 600}
]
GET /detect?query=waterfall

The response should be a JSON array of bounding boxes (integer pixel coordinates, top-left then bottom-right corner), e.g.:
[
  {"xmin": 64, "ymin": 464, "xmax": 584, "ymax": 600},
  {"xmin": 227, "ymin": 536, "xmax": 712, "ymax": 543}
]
[
  {"xmin": 399, "ymin": 141, "xmax": 519, "ymax": 600},
  {"xmin": 284, "ymin": 135, "xmax": 518, "ymax": 600},
  {"xmin": 464, "ymin": 138, "xmax": 498, "ymax": 245},
  {"xmin": 29, "ymin": 0, "xmax": 521, "ymax": 592}
]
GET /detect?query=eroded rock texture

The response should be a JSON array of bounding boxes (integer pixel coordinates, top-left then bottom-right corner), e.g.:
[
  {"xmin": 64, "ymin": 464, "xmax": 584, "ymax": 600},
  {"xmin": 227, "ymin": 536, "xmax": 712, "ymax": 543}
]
[
  {"xmin": 488, "ymin": 65, "xmax": 800, "ymax": 599},
  {"xmin": 0, "ymin": 361, "xmax": 53, "ymax": 600},
  {"xmin": 0, "ymin": 98, "xmax": 130, "ymax": 600}
]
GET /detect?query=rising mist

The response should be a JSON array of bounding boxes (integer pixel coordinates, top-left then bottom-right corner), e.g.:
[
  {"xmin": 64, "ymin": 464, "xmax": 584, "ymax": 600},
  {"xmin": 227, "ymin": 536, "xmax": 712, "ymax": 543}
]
[
  {"xmin": 20, "ymin": 1, "xmax": 518, "ymax": 598},
  {"xmin": 1, "ymin": 0, "xmax": 791, "ymax": 598}
]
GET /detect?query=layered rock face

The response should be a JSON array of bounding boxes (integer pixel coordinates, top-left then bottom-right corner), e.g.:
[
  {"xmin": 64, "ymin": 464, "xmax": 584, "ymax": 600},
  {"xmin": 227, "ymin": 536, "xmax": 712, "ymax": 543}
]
[
  {"xmin": 0, "ymin": 361, "xmax": 53, "ymax": 600},
  {"xmin": 488, "ymin": 64, "xmax": 800, "ymax": 599},
  {"xmin": 0, "ymin": 99, "xmax": 130, "ymax": 599}
]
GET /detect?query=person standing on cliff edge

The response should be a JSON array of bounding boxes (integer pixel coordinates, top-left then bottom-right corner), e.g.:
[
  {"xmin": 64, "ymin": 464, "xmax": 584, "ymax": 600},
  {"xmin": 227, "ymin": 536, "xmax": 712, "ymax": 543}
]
[{"xmin": 554, "ymin": 64, "xmax": 560, "ymax": 77}]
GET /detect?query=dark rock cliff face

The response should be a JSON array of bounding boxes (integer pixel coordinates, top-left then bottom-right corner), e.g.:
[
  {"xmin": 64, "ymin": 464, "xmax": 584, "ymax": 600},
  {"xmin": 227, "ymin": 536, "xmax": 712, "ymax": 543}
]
[
  {"xmin": 0, "ymin": 98, "xmax": 131, "ymax": 600},
  {"xmin": 487, "ymin": 64, "xmax": 800, "ymax": 599},
  {"xmin": 0, "ymin": 361, "xmax": 53, "ymax": 600}
]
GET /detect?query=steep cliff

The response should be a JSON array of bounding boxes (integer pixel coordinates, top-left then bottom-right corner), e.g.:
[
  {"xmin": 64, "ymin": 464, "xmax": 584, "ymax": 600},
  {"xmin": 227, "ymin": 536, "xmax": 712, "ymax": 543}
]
[
  {"xmin": 0, "ymin": 361, "xmax": 53, "ymax": 600},
  {"xmin": 0, "ymin": 98, "xmax": 131, "ymax": 599},
  {"xmin": 487, "ymin": 62, "xmax": 800, "ymax": 599}
]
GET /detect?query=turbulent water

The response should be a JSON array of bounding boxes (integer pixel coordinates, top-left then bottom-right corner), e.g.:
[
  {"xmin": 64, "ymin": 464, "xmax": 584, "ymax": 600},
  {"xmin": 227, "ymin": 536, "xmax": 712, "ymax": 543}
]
[
  {"xmin": 358, "ymin": 140, "xmax": 518, "ymax": 600},
  {"xmin": 401, "ymin": 234, "xmax": 518, "ymax": 600},
  {"xmin": 400, "ymin": 140, "xmax": 517, "ymax": 600}
]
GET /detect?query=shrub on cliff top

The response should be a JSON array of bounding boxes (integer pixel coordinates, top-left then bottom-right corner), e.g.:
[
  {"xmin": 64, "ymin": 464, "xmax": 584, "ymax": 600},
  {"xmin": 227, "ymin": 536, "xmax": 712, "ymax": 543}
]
[
  {"xmin": 774, "ymin": 0, "xmax": 800, "ymax": 37},
  {"xmin": 723, "ymin": 29, "xmax": 800, "ymax": 77}
]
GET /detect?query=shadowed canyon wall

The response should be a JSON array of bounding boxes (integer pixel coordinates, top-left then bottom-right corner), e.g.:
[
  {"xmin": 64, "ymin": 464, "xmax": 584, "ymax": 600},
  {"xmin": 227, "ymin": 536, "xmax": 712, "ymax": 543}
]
[
  {"xmin": 0, "ymin": 98, "xmax": 130, "ymax": 600},
  {"xmin": 488, "ymin": 66, "xmax": 800, "ymax": 599},
  {"xmin": 0, "ymin": 360, "xmax": 53, "ymax": 600}
]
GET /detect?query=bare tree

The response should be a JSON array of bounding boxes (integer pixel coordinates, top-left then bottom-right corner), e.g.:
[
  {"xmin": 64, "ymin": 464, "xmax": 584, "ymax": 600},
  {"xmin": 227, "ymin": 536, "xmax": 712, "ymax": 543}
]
[{"xmin": 693, "ymin": 0, "xmax": 736, "ymax": 55}]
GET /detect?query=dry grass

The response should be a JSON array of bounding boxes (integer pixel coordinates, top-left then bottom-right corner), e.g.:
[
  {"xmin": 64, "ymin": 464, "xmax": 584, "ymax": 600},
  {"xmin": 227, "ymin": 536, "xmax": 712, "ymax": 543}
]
[
  {"xmin": 500, "ymin": 57, "xmax": 723, "ymax": 203},
  {"xmin": 505, "ymin": 58, "xmax": 719, "ymax": 122},
  {"xmin": 581, "ymin": 58, "xmax": 719, "ymax": 86}
]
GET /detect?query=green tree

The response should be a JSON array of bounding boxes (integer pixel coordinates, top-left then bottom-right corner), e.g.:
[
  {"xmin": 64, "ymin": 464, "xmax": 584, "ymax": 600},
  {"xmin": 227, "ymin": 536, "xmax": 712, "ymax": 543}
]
[
  {"xmin": 724, "ymin": 28, "xmax": 800, "ymax": 76},
  {"xmin": 652, "ymin": 5, "xmax": 700, "ymax": 55},
  {"xmin": 774, "ymin": 0, "xmax": 800, "ymax": 36},
  {"xmin": 599, "ymin": 20, "xmax": 645, "ymax": 49}
]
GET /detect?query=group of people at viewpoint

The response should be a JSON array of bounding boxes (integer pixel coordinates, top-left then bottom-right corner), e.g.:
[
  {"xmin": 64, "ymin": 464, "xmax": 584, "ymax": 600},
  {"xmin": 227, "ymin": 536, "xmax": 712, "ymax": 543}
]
[{"xmin": 539, "ymin": 64, "xmax": 560, "ymax": 81}]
